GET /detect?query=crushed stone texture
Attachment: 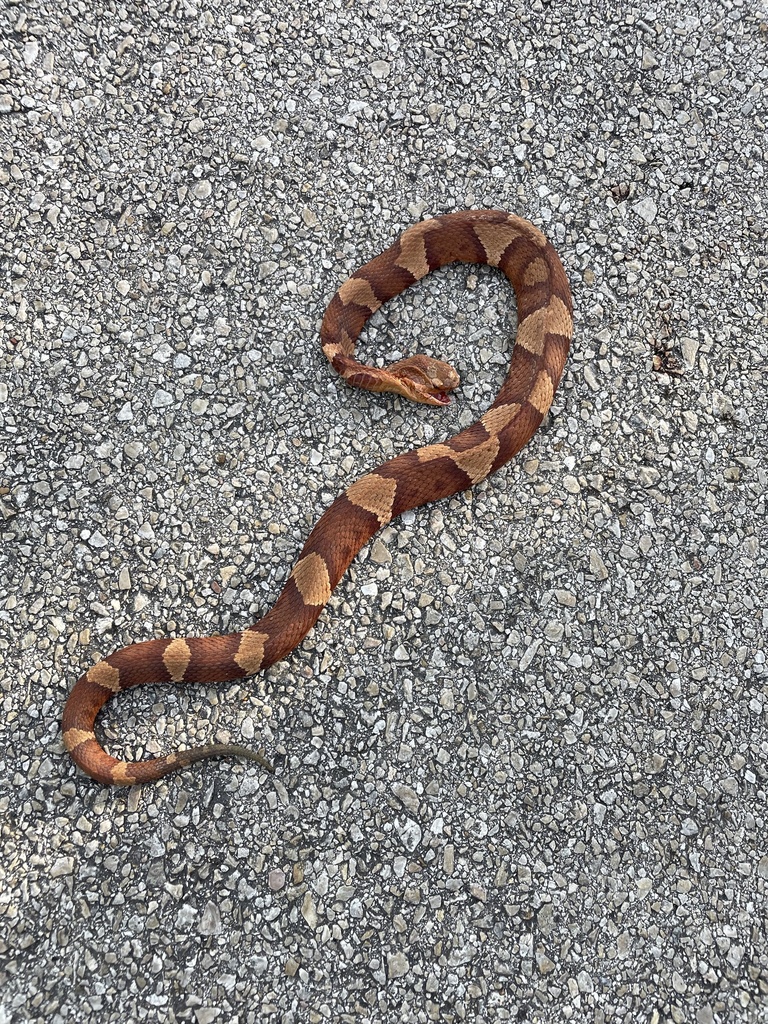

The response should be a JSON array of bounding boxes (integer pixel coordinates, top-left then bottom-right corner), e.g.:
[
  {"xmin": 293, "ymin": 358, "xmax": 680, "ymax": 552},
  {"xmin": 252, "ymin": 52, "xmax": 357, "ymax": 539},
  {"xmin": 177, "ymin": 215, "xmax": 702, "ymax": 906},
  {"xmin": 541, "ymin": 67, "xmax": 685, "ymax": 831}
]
[{"xmin": 1, "ymin": 2, "xmax": 766, "ymax": 1022}]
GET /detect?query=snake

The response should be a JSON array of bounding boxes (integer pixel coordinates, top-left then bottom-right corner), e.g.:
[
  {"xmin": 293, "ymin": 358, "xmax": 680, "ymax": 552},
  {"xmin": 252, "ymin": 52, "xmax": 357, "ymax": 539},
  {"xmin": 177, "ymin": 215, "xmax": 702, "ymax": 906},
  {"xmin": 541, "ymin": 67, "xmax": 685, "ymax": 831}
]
[{"xmin": 62, "ymin": 209, "xmax": 573, "ymax": 785}]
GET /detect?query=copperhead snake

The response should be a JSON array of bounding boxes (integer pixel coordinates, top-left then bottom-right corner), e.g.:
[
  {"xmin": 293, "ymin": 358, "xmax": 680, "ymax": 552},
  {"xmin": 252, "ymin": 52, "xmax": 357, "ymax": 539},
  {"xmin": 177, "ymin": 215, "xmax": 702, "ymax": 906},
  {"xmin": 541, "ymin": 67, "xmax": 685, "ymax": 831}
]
[{"xmin": 62, "ymin": 209, "xmax": 573, "ymax": 785}]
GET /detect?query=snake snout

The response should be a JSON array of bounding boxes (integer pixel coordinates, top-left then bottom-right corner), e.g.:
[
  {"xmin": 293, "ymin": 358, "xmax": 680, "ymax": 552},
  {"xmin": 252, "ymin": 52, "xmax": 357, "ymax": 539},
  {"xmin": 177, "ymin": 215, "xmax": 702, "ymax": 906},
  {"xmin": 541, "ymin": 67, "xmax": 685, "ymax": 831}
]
[{"xmin": 388, "ymin": 354, "xmax": 460, "ymax": 405}]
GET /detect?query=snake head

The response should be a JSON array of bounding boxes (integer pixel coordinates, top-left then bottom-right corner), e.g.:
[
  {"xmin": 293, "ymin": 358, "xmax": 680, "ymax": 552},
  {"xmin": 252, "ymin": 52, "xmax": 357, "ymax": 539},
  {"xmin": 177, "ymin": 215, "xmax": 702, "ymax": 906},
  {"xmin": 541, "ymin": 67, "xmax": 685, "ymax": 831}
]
[{"xmin": 385, "ymin": 355, "xmax": 460, "ymax": 406}]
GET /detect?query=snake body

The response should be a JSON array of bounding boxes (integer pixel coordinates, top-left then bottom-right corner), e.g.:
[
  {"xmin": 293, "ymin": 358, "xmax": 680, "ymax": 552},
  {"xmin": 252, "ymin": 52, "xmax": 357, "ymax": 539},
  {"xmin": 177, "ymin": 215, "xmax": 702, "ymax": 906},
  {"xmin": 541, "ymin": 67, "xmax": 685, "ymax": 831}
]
[{"xmin": 62, "ymin": 209, "xmax": 573, "ymax": 785}]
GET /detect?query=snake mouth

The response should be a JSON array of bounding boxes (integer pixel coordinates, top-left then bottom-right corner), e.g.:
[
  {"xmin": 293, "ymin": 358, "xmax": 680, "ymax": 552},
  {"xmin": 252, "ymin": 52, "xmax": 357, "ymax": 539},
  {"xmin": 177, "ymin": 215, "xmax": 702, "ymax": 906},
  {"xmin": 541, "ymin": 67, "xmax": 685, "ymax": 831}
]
[{"xmin": 430, "ymin": 390, "xmax": 451, "ymax": 405}]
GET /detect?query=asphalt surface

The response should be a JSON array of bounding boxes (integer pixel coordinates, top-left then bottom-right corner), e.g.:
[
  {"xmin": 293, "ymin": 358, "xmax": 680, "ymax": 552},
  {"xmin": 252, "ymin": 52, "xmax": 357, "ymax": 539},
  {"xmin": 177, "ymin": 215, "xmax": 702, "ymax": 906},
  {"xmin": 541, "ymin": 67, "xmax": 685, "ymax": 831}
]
[{"xmin": 1, "ymin": 1, "xmax": 766, "ymax": 1021}]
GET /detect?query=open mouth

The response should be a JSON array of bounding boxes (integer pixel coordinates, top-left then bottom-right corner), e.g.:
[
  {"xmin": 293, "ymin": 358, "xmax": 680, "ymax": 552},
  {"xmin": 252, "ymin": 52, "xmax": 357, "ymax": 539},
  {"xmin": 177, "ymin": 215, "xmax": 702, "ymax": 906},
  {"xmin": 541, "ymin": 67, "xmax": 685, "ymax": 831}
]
[{"xmin": 430, "ymin": 390, "xmax": 451, "ymax": 405}]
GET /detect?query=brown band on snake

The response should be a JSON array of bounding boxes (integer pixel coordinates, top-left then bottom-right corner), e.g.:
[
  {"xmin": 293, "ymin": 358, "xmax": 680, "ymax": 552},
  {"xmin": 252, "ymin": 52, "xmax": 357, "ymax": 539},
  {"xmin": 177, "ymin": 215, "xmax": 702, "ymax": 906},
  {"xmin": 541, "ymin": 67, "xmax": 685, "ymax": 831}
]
[{"xmin": 62, "ymin": 210, "xmax": 573, "ymax": 785}]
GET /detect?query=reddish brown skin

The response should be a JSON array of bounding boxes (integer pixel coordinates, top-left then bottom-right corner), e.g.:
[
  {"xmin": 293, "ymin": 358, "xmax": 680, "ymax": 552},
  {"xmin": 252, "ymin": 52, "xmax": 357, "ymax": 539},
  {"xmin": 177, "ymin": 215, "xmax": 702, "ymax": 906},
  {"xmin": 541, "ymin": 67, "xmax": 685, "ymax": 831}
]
[{"xmin": 62, "ymin": 210, "xmax": 574, "ymax": 785}]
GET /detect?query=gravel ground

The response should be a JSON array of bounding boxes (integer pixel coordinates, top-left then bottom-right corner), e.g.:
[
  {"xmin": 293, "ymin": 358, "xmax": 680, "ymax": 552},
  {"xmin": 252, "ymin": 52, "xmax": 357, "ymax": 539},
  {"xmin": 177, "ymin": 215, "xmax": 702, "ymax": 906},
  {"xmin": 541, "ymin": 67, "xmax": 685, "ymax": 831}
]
[{"xmin": 1, "ymin": 1, "xmax": 767, "ymax": 1022}]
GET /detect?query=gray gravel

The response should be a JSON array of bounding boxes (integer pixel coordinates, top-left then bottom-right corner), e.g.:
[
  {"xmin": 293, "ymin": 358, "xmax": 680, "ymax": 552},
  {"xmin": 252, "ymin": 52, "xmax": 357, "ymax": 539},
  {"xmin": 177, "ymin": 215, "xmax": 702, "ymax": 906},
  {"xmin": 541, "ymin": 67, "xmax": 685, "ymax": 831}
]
[{"xmin": 1, "ymin": 1, "xmax": 767, "ymax": 1021}]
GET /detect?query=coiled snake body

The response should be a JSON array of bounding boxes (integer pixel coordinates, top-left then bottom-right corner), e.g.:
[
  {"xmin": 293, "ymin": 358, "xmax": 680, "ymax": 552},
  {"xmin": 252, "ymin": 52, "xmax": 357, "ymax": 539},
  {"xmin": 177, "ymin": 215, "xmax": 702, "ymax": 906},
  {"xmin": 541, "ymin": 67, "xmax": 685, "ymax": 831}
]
[{"xmin": 63, "ymin": 210, "xmax": 573, "ymax": 785}]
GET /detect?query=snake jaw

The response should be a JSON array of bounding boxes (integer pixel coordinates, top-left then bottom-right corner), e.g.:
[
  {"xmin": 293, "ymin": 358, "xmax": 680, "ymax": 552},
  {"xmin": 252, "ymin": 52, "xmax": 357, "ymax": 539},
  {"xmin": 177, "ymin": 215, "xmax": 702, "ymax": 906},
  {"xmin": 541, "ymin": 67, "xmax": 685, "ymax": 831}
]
[{"xmin": 386, "ymin": 355, "xmax": 460, "ymax": 406}]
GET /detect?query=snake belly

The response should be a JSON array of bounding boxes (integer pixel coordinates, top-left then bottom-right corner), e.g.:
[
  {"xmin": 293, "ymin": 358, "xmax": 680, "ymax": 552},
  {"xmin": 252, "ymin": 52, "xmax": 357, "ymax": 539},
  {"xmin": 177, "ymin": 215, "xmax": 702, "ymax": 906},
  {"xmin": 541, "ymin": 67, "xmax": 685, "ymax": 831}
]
[{"xmin": 62, "ymin": 209, "xmax": 573, "ymax": 784}]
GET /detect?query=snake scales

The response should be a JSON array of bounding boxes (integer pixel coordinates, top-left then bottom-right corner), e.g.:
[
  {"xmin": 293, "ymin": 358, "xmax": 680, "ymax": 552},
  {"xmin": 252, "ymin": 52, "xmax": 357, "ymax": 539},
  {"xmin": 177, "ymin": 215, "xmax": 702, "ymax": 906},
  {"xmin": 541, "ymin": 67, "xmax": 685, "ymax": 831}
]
[{"xmin": 62, "ymin": 209, "xmax": 573, "ymax": 785}]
